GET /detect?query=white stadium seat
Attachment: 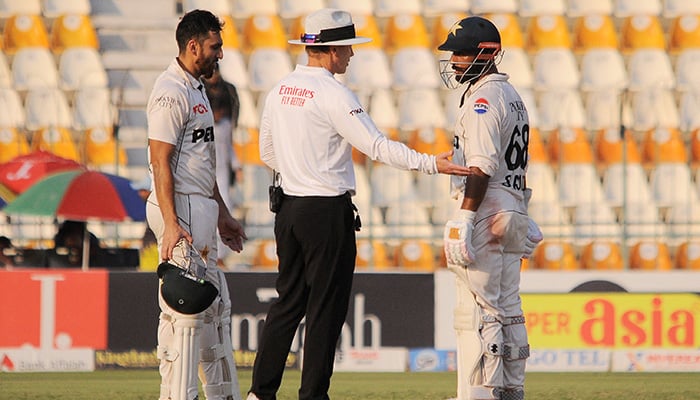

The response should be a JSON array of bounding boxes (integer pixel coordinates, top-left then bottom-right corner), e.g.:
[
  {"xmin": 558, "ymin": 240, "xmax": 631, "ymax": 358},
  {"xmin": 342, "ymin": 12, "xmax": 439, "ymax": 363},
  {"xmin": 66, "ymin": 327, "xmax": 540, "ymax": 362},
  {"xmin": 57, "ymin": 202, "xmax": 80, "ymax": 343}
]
[
  {"xmin": 392, "ymin": 48, "xmax": 441, "ymax": 90},
  {"xmin": 567, "ymin": 0, "xmax": 613, "ymax": 16},
  {"xmin": 24, "ymin": 88, "xmax": 72, "ymax": 130},
  {"xmin": 59, "ymin": 48, "xmax": 108, "ymax": 90},
  {"xmin": 42, "ymin": 0, "xmax": 91, "ymax": 17},
  {"xmin": 11, "ymin": 48, "xmax": 59, "ymax": 91},
  {"xmin": 72, "ymin": 87, "xmax": 116, "ymax": 130},
  {"xmin": 0, "ymin": 88, "xmax": 26, "ymax": 128},
  {"xmin": 519, "ymin": 0, "xmax": 566, "ymax": 17},
  {"xmin": 614, "ymin": 0, "xmax": 661, "ymax": 17},
  {"xmin": 247, "ymin": 49, "xmax": 292, "ymax": 92}
]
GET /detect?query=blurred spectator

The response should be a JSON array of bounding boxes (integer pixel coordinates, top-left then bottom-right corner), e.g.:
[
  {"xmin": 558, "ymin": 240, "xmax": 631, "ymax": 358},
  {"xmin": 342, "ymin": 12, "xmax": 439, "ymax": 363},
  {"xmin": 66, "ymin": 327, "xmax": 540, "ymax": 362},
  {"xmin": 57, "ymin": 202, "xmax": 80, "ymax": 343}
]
[
  {"xmin": 52, "ymin": 220, "xmax": 103, "ymax": 267},
  {"xmin": 132, "ymin": 176, "xmax": 158, "ymax": 271},
  {"xmin": 0, "ymin": 236, "xmax": 15, "ymax": 269},
  {"xmin": 203, "ymin": 63, "xmax": 241, "ymax": 268}
]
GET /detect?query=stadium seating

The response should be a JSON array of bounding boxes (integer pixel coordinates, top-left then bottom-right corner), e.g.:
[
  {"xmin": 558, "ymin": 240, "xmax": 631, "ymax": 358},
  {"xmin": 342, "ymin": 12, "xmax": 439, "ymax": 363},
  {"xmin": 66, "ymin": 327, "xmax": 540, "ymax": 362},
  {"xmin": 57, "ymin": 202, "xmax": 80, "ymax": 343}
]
[
  {"xmin": 394, "ymin": 239, "xmax": 436, "ymax": 271},
  {"xmin": 629, "ymin": 240, "xmax": 673, "ymax": 270},
  {"xmin": 2, "ymin": 0, "xmax": 696, "ymax": 270},
  {"xmin": 355, "ymin": 239, "xmax": 393, "ymax": 270},
  {"xmin": 675, "ymin": 241, "xmax": 700, "ymax": 270},
  {"xmin": 580, "ymin": 241, "xmax": 624, "ymax": 270},
  {"xmin": 532, "ymin": 240, "xmax": 578, "ymax": 270}
]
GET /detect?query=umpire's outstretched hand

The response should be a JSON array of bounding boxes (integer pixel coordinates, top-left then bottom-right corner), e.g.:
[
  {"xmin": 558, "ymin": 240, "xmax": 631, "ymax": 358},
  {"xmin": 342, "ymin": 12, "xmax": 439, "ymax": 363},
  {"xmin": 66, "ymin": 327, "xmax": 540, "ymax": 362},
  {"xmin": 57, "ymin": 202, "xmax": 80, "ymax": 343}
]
[{"xmin": 435, "ymin": 151, "xmax": 475, "ymax": 176}]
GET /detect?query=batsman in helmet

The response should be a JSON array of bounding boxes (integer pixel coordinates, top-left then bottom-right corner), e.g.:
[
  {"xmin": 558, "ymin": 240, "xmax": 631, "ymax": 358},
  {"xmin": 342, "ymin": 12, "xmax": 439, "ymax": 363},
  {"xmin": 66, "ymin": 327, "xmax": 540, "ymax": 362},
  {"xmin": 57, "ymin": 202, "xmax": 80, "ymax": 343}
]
[{"xmin": 438, "ymin": 16, "xmax": 543, "ymax": 400}]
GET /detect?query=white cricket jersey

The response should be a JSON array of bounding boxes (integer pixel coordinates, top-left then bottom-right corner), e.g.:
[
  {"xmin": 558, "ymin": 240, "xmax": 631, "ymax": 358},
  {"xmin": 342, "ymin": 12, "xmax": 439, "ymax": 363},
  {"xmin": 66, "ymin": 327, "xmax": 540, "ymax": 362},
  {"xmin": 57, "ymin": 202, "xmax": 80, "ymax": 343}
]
[
  {"xmin": 147, "ymin": 59, "xmax": 216, "ymax": 198},
  {"xmin": 451, "ymin": 73, "xmax": 529, "ymax": 207},
  {"xmin": 260, "ymin": 64, "xmax": 438, "ymax": 197}
]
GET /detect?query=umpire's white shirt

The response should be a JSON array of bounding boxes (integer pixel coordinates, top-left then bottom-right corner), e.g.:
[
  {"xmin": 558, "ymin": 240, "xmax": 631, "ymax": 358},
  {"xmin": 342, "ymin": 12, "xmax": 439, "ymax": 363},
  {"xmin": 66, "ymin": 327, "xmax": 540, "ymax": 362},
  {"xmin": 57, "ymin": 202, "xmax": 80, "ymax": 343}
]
[
  {"xmin": 260, "ymin": 64, "xmax": 438, "ymax": 197},
  {"xmin": 147, "ymin": 59, "xmax": 216, "ymax": 198}
]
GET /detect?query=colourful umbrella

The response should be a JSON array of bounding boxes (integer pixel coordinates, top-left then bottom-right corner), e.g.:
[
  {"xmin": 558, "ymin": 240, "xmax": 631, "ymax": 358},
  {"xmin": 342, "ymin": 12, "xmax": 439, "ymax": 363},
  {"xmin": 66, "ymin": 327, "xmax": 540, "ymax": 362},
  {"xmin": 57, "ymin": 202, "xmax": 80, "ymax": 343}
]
[
  {"xmin": 0, "ymin": 183, "xmax": 15, "ymax": 209},
  {"xmin": 0, "ymin": 150, "xmax": 83, "ymax": 195},
  {"xmin": 3, "ymin": 170, "xmax": 146, "ymax": 222},
  {"xmin": 3, "ymin": 170, "xmax": 147, "ymax": 270}
]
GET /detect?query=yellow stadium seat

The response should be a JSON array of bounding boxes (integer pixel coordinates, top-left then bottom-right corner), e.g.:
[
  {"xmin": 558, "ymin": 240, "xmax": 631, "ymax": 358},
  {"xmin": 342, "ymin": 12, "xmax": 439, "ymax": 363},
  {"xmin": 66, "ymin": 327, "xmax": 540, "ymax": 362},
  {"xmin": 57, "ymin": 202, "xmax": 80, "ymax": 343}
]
[
  {"xmin": 620, "ymin": 15, "xmax": 665, "ymax": 53},
  {"xmin": 432, "ymin": 12, "xmax": 468, "ymax": 51},
  {"xmin": 675, "ymin": 241, "xmax": 700, "ymax": 270},
  {"xmin": 670, "ymin": 15, "xmax": 700, "ymax": 53},
  {"xmin": 407, "ymin": 126, "xmax": 452, "ymax": 154},
  {"xmin": 532, "ymin": 240, "xmax": 578, "ymax": 270},
  {"xmin": 31, "ymin": 127, "xmax": 80, "ymax": 162},
  {"xmin": 0, "ymin": 127, "xmax": 30, "ymax": 163},
  {"xmin": 641, "ymin": 127, "xmax": 688, "ymax": 164},
  {"xmin": 220, "ymin": 14, "xmax": 240, "ymax": 49},
  {"xmin": 580, "ymin": 241, "xmax": 624, "ymax": 270},
  {"xmin": 2, "ymin": 14, "xmax": 49, "ymax": 54},
  {"xmin": 629, "ymin": 241, "xmax": 673, "ymax": 270},
  {"xmin": 234, "ymin": 126, "xmax": 265, "ymax": 166},
  {"xmin": 526, "ymin": 15, "xmax": 572, "ymax": 52},
  {"xmin": 353, "ymin": 14, "xmax": 383, "ymax": 49},
  {"xmin": 547, "ymin": 127, "xmax": 594, "ymax": 165},
  {"xmin": 288, "ymin": 16, "xmax": 306, "ymax": 56},
  {"xmin": 395, "ymin": 239, "xmax": 436, "ymax": 271},
  {"xmin": 520, "ymin": 257, "xmax": 530, "ymax": 270},
  {"xmin": 252, "ymin": 239, "xmax": 278, "ymax": 269},
  {"xmin": 572, "ymin": 14, "xmax": 618, "ymax": 52},
  {"xmin": 49, "ymin": 14, "xmax": 98, "ymax": 54},
  {"xmin": 486, "ymin": 13, "xmax": 524, "ymax": 48},
  {"xmin": 384, "ymin": 13, "xmax": 430, "ymax": 53},
  {"xmin": 593, "ymin": 127, "xmax": 642, "ymax": 166},
  {"xmin": 81, "ymin": 127, "xmax": 127, "ymax": 167},
  {"xmin": 241, "ymin": 14, "xmax": 287, "ymax": 52},
  {"xmin": 355, "ymin": 239, "xmax": 393, "ymax": 270}
]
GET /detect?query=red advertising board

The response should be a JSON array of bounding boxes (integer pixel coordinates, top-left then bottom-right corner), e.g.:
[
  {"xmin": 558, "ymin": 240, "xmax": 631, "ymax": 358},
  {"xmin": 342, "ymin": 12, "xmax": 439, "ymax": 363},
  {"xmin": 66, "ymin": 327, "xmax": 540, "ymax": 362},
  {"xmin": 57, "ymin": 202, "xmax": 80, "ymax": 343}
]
[{"xmin": 0, "ymin": 269, "xmax": 108, "ymax": 349}]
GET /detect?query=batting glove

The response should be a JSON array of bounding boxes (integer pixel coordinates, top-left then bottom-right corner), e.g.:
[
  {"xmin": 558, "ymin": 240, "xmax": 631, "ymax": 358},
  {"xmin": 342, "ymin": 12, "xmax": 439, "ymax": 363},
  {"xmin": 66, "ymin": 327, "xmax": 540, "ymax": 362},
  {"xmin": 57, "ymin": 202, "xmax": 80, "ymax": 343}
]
[
  {"xmin": 523, "ymin": 217, "xmax": 543, "ymax": 259},
  {"xmin": 444, "ymin": 209, "xmax": 476, "ymax": 266}
]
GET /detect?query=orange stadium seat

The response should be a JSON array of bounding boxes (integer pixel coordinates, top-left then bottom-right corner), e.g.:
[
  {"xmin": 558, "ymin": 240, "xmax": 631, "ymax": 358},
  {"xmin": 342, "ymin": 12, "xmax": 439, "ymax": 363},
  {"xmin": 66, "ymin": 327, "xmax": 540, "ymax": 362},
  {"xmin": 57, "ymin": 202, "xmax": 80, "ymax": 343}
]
[
  {"xmin": 572, "ymin": 14, "xmax": 618, "ymax": 52},
  {"xmin": 691, "ymin": 129, "xmax": 700, "ymax": 166},
  {"xmin": 407, "ymin": 126, "xmax": 452, "ymax": 154},
  {"xmin": 528, "ymin": 127, "xmax": 549, "ymax": 163},
  {"xmin": 234, "ymin": 127, "xmax": 265, "ymax": 166},
  {"xmin": 241, "ymin": 14, "xmax": 287, "ymax": 52},
  {"xmin": 31, "ymin": 127, "xmax": 80, "ymax": 162},
  {"xmin": 525, "ymin": 15, "xmax": 572, "ymax": 52},
  {"xmin": 355, "ymin": 239, "xmax": 393, "ymax": 270},
  {"xmin": 532, "ymin": 240, "xmax": 578, "ymax": 270},
  {"xmin": 580, "ymin": 241, "xmax": 624, "ymax": 270},
  {"xmin": 485, "ymin": 13, "xmax": 525, "ymax": 48},
  {"xmin": 675, "ymin": 241, "xmax": 700, "ymax": 270},
  {"xmin": 641, "ymin": 127, "xmax": 687, "ymax": 164},
  {"xmin": 384, "ymin": 13, "xmax": 430, "ymax": 53},
  {"xmin": 629, "ymin": 241, "xmax": 673, "ymax": 270},
  {"xmin": 593, "ymin": 127, "xmax": 642, "ymax": 166},
  {"xmin": 220, "ymin": 14, "xmax": 240, "ymax": 49},
  {"xmin": 670, "ymin": 15, "xmax": 700, "ymax": 53},
  {"xmin": 81, "ymin": 127, "xmax": 127, "ymax": 168},
  {"xmin": 394, "ymin": 239, "xmax": 436, "ymax": 271},
  {"xmin": 252, "ymin": 239, "xmax": 278, "ymax": 269},
  {"xmin": 353, "ymin": 14, "xmax": 383, "ymax": 49},
  {"xmin": 2, "ymin": 14, "xmax": 49, "ymax": 54},
  {"xmin": 49, "ymin": 14, "xmax": 99, "ymax": 54},
  {"xmin": 547, "ymin": 126, "xmax": 594, "ymax": 165},
  {"xmin": 620, "ymin": 15, "xmax": 666, "ymax": 53},
  {"xmin": 0, "ymin": 127, "xmax": 30, "ymax": 163}
]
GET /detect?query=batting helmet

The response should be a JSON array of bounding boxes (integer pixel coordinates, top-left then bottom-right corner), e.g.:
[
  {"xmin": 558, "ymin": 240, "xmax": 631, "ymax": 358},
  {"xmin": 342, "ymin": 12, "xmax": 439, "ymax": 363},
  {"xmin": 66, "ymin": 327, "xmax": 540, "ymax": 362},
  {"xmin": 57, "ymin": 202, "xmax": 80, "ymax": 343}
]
[
  {"xmin": 438, "ymin": 16, "xmax": 502, "ymax": 88},
  {"xmin": 158, "ymin": 261, "xmax": 218, "ymax": 315}
]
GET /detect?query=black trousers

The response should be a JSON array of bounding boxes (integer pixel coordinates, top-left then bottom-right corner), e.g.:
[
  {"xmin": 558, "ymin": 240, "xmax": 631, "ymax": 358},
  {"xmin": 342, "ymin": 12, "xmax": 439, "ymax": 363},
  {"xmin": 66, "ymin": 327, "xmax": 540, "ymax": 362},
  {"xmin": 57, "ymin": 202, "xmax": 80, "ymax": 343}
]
[{"xmin": 250, "ymin": 193, "xmax": 357, "ymax": 400}]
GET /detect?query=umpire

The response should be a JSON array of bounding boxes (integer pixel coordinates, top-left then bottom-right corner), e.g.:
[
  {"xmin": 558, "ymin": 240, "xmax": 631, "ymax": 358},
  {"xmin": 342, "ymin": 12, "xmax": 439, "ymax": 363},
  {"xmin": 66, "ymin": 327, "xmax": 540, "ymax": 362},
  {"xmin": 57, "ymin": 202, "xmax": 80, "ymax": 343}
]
[{"xmin": 247, "ymin": 8, "xmax": 472, "ymax": 400}]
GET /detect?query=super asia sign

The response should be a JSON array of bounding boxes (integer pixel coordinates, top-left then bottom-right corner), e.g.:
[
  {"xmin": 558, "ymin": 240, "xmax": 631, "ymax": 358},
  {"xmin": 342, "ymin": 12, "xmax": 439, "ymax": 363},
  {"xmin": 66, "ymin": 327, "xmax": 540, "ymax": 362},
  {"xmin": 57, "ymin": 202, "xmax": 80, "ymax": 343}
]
[{"xmin": 524, "ymin": 293, "xmax": 700, "ymax": 349}]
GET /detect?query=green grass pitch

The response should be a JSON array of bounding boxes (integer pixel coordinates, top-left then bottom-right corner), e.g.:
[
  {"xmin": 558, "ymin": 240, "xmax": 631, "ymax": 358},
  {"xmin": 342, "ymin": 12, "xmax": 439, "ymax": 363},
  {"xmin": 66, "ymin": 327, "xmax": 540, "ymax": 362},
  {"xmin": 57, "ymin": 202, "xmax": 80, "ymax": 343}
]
[{"xmin": 1, "ymin": 370, "xmax": 699, "ymax": 399}]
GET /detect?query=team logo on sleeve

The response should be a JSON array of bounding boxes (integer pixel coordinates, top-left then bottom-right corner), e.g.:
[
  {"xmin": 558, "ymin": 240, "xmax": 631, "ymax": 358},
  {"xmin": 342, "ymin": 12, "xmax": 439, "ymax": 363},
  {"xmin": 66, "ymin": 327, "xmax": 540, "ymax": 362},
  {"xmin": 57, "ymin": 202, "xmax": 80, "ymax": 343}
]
[{"xmin": 473, "ymin": 98, "xmax": 490, "ymax": 114}]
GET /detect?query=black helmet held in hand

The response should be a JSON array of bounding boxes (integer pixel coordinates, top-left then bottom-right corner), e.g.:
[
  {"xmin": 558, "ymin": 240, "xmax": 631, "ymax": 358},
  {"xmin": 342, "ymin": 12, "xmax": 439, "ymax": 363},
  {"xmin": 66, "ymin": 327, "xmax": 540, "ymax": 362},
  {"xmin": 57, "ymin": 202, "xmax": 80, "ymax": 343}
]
[{"xmin": 158, "ymin": 261, "xmax": 218, "ymax": 315}]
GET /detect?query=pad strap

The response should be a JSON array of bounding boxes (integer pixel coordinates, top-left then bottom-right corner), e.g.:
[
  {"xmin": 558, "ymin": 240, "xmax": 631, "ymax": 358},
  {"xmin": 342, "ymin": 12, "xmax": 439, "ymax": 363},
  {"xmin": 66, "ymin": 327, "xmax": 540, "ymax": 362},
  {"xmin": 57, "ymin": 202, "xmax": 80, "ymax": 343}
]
[
  {"xmin": 503, "ymin": 315, "xmax": 526, "ymax": 325},
  {"xmin": 501, "ymin": 388, "xmax": 525, "ymax": 400},
  {"xmin": 203, "ymin": 382, "xmax": 234, "ymax": 398},
  {"xmin": 484, "ymin": 342, "xmax": 503, "ymax": 357},
  {"xmin": 503, "ymin": 343, "xmax": 530, "ymax": 360},
  {"xmin": 200, "ymin": 343, "xmax": 226, "ymax": 362}
]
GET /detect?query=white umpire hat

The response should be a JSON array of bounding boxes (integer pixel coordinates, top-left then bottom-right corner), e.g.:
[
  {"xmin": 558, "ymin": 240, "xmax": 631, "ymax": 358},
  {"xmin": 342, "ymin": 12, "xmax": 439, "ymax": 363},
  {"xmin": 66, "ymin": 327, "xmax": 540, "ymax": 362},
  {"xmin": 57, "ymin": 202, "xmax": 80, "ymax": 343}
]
[{"xmin": 288, "ymin": 8, "xmax": 371, "ymax": 46}]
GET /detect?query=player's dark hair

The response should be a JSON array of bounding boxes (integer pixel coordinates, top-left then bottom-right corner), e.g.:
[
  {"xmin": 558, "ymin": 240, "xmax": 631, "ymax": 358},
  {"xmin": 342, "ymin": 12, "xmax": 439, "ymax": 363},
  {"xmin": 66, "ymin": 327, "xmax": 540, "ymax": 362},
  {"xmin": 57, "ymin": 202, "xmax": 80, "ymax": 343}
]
[
  {"xmin": 306, "ymin": 45, "xmax": 331, "ymax": 54},
  {"xmin": 176, "ymin": 9, "xmax": 223, "ymax": 53}
]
